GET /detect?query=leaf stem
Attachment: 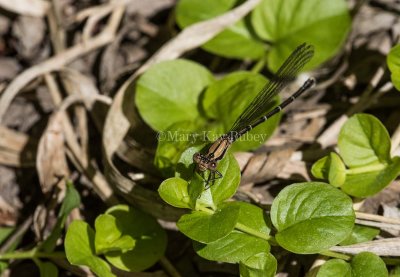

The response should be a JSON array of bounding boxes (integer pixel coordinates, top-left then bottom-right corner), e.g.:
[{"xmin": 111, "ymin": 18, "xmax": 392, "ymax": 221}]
[
  {"xmin": 197, "ymin": 206, "xmax": 214, "ymax": 215},
  {"xmin": 197, "ymin": 206, "xmax": 272, "ymax": 241},
  {"xmin": 346, "ymin": 163, "xmax": 386, "ymax": 175},
  {"xmin": 251, "ymin": 56, "xmax": 266, "ymax": 73},
  {"xmin": 0, "ymin": 249, "xmax": 65, "ymax": 260},
  {"xmin": 159, "ymin": 256, "xmax": 182, "ymax": 277},
  {"xmin": 319, "ymin": 250, "xmax": 351, "ymax": 261},
  {"xmin": 235, "ymin": 223, "xmax": 271, "ymax": 241}
]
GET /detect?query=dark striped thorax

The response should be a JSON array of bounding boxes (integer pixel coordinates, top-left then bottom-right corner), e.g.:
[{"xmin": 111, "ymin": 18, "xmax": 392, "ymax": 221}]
[{"xmin": 193, "ymin": 134, "xmax": 233, "ymax": 173}]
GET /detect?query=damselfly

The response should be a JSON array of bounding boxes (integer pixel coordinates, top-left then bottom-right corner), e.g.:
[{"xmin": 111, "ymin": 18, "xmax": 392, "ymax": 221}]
[{"xmin": 193, "ymin": 43, "xmax": 315, "ymax": 185}]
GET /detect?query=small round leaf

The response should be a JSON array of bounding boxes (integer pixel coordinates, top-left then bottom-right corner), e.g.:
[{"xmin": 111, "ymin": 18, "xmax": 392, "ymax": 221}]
[
  {"xmin": 339, "ymin": 225, "xmax": 379, "ymax": 246},
  {"xmin": 271, "ymin": 182, "xmax": 355, "ymax": 254},
  {"xmin": 158, "ymin": 177, "xmax": 191, "ymax": 209},
  {"xmin": 95, "ymin": 214, "xmax": 135, "ymax": 254},
  {"xmin": 251, "ymin": 0, "xmax": 351, "ymax": 71},
  {"xmin": 311, "ymin": 152, "xmax": 346, "ymax": 187},
  {"xmin": 65, "ymin": 221, "xmax": 115, "ymax": 277},
  {"xmin": 222, "ymin": 201, "xmax": 271, "ymax": 236},
  {"xmin": 351, "ymin": 252, "xmax": 388, "ymax": 277},
  {"xmin": 177, "ymin": 205, "xmax": 240, "ymax": 243},
  {"xmin": 239, "ymin": 252, "xmax": 277, "ymax": 277},
  {"xmin": 193, "ymin": 231, "xmax": 270, "ymax": 263},
  {"xmin": 179, "ymin": 147, "xmax": 241, "ymax": 208},
  {"xmin": 342, "ymin": 157, "xmax": 400, "ymax": 197},
  {"xmin": 338, "ymin": 114, "xmax": 391, "ymax": 168},
  {"xmin": 176, "ymin": 0, "xmax": 265, "ymax": 59},
  {"xmin": 135, "ymin": 59, "xmax": 213, "ymax": 131},
  {"xmin": 317, "ymin": 259, "xmax": 351, "ymax": 277},
  {"xmin": 104, "ymin": 205, "xmax": 167, "ymax": 272}
]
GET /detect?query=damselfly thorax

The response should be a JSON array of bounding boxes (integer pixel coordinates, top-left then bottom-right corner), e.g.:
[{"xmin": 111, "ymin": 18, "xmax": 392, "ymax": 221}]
[
  {"xmin": 193, "ymin": 43, "xmax": 316, "ymax": 185},
  {"xmin": 193, "ymin": 134, "xmax": 234, "ymax": 182}
]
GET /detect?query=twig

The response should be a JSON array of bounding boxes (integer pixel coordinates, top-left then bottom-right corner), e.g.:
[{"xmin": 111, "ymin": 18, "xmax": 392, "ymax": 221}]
[
  {"xmin": 48, "ymin": 0, "xmax": 67, "ymax": 53},
  {"xmin": 60, "ymin": 95, "xmax": 117, "ymax": 204},
  {"xmin": 0, "ymin": 5, "xmax": 125, "ymax": 123},
  {"xmin": 356, "ymin": 219, "xmax": 400, "ymax": 230},
  {"xmin": 133, "ymin": 0, "xmax": 261, "ymax": 77},
  {"xmin": 0, "ymin": 216, "xmax": 33, "ymax": 253},
  {"xmin": 356, "ymin": 211, "xmax": 400, "ymax": 225},
  {"xmin": 74, "ymin": 0, "xmax": 127, "ymax": 23},
  {"xmin": 0, "ymin": 0, "xmax": 49, "ymax": 17}
]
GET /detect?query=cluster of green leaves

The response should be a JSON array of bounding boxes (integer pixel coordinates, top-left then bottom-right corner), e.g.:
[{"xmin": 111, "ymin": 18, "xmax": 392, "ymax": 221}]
[
  {"xmin": 135, "ymin": 60, "xmax": 280, "ymax": 176},
  {"xmin": 159, "ymin": 143, "xmax": 359, "ymax": 276},
  {"xmin": 0, "ymin": 182, "xmax": 80, "ymax": 277},
  {"xmin": 312, "ymin": 113, "xmax": 400, "ymax": 197},
  {"xmin": 65, "ymin": 205, "xmax": 167, "ymax": 277},
  {"xmin": 176, "ymin": 0, "xmax": 351, "ymax": 70},
  {"xmin": 134, "ymin": 4, "xmax": 400, "ymax": 277}
]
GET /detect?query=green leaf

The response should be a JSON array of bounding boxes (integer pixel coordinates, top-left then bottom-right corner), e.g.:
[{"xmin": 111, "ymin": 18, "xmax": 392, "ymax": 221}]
[
  {"xmin": 0, "ymin": 227, "xmax": 13, "ymax": 244},
  {"xmin": 41, "ymin": 181, "xmax": 81, "ymax": 252},
  {"xmin": 188, "ymin": 172, "xmax": 212, "ymax": 209},
  {"xmin": 340, "ymin": 224, "xmax": 380, "ymax": 246},
  {"xmin": 179, "ymin": 147, "xmax": 241, "ymax": 209},
  {"xmin": 104, "ymin": 205, "xmax": 167, "ymax": 272},
  {"xmin": 176, "ymin": 145, "xmax": 205, "ymax": 181},
  {"xmin": 387, "ymin": 44, "xmax": 400, "ymax": 91},
  {"xmin": 177, "ymin": 205, "xmax": 240, "ymax": 243},
  {"xmin": 311, "ymin": 152, "xmax": 346, "ymax": 187},
  {"xmin": 0, "ymin": 227, "xmax": 15, "ymax": 272},
  {"xmin": 316, "ymin": 259, "xmax": 351, "ymax": 277},
  {"xmin": 158, "ymin": 177, "xmax": 191, "ymax": 209},
  {"xmin": 176, "ymin": 0, "xmax": 265, "ymax": 59},
  {"xmin": 222, "ymin": 201, "xmax": 271, "ymax": 236},
  {"xmin": 193, "ymin": 231, "xmax": 270, "ymax": 263},
  {"xmin": 351, "ymin": 252, "xmax": 388, "ymax": 277},
  {"xmin": 251, "ymin": 0, "xmax": 351, "ymax": 71},
  {"xmin": 270, "ymin": 182, "xmax": 355, "ymax": 254},
  {"xmin": 208, "ymin": 151, "xmax": 240, "ymax": 205},
  {"xmin": 65, "ymin": 221, "xmax": 115, "ymax": 277},
  {"xmin": 135, "ymin": 59, "xmax": 213, "ymax": 131},
  {"xmin": 239, "ymin": 252, "xmax": 277, "ymax": 277},
  {"xmin": 202, "ymin": 71, "xmax": 280, "ymax": 151},
  {"xmin": 341, "ymin": 157, "xmax": 400, "ymax": 197},
  {"xmin": 338, "ymin": 114, "xmax": 392, "ymax": 168},
  {"xmin": 59, "ymin": 181, "xmax": 81, "ymax": 216},
  {"xmin": 94, "ymin": 214, "xmax": 135, "ymax": 254},
  {"xmin": 155, "ymin": 121, "xmax": 206, "ymax": 177},
  {"xmin": 35, "ymin": 260, "xmax": 59, "ymax": 277}
]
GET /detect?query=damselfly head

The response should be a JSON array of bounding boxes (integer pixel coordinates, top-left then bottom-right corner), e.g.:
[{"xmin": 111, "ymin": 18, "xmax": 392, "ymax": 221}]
[
  {"xmin": 193, "ymin": 152, "xmax": 206, "ymax": 171},
  {"xmin": 193, "ymin": 152, "xmax": 217, "ymax": 172}
]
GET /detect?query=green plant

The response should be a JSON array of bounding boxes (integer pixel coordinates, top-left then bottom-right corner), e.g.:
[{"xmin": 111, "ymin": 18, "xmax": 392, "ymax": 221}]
[
  {"xmin": 176, "ymin": 0, "xmax": 351, "ymax": 70},
  {"xmin": 312, "ymin": 113, "xmax": 400, "ymax": 197},
  {"xmin": 132, "ymin": 39, "xmax": 400, "ymax": 276},
  {"xmin": 153, "ymin": 109, "xmax": 400, "ymax": 276},
  {"xmin": 64, "ymin": 205, "xmax": 167, "ymax": 277}
]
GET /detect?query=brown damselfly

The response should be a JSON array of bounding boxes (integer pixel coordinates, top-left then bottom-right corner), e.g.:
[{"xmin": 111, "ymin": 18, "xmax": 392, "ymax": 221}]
[{"xmin": 193, "ymin": 43, "xmax": 315, "ymax": 186}]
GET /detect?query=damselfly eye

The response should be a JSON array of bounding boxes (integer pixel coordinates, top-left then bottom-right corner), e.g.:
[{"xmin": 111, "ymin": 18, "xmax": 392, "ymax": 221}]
[
  {"xmin": 210, "ymin": 162, "xmax": 217, "ymax": 169},
  {"xmin": 193, "ymin": 153, "xmax": 201, "ymax": 163}
]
